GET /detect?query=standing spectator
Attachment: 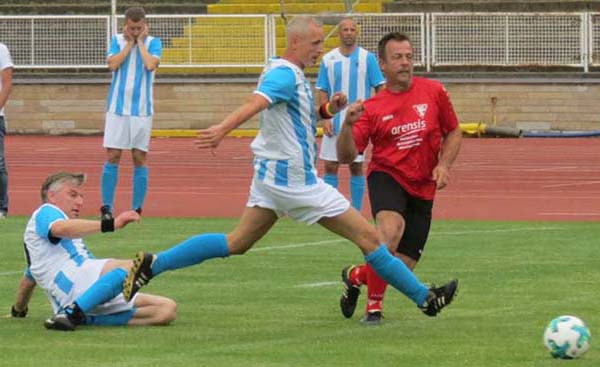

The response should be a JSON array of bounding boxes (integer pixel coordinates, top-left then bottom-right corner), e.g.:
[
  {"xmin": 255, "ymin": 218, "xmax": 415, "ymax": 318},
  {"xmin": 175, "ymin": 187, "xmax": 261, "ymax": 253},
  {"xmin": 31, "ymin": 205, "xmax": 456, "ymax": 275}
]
[
  {"xmin": 101, "ymin": 6, "xmax": 162, "ymax": 219},
  {"xmin": 0, "ymin": 42, "xmax": 13, "ymax": 219},
  {"xmin": 316, "ymin": 18, "xmax": 384, "ymax": 211},
  {"xmin": 336, "ymin": 32, "xmax": 462, "ymax": 325}
]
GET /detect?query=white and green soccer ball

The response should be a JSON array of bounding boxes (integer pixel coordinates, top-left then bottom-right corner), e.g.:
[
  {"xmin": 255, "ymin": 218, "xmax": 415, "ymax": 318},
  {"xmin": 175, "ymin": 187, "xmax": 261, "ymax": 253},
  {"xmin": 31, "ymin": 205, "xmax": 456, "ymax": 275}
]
[{"xmin": 543, "ymin": 315, "xmax": 591, "ymax": 359}]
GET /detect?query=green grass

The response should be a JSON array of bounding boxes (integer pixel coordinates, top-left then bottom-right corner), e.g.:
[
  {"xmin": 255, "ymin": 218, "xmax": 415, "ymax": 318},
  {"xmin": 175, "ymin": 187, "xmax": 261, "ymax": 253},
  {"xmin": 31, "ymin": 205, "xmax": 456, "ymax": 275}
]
[{"xmin": 0, "ymin": 217, "xmax": 598, "ymax": 366}]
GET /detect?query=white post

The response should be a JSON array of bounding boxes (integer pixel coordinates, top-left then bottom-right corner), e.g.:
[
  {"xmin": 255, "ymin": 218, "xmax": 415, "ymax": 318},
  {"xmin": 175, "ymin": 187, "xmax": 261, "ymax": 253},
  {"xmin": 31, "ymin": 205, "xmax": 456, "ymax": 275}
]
[{"xmin": 111, "ymin": 0, "xmax": 117, "ymax": 36}]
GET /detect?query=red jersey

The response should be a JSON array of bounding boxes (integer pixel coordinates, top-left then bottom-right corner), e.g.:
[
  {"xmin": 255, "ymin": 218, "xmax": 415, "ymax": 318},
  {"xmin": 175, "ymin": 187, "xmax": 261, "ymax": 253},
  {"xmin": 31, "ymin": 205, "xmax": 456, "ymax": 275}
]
[{"xmin": 352, "ymin": 77, "xmax": 459, "ymax": 200}]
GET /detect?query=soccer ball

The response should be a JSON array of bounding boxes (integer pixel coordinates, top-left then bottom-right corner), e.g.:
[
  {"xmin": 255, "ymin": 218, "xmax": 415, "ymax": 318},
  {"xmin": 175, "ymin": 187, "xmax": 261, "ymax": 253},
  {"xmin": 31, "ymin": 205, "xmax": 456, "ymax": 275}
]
[{"xmin": 543, "ymin": 315, "xmax": 591, "ymax": 359}]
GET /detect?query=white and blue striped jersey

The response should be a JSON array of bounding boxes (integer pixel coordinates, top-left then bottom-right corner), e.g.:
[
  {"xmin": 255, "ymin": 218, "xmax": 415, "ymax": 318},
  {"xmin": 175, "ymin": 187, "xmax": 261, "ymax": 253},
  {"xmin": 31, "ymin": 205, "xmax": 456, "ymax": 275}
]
[
  {"xmin": 251, "ymin": 57, "xmax": 319, "ymax": 190},
  {"xmin": 106, "ymin": 34, "xmax": 162, "ymax": 117},
  {"xmin": 316, "ymin": 47, "xmax": 385, "ymax": 134},
  {"xmin": 23, "ymin": 204, "xmax": 94, "ymax": 302}
]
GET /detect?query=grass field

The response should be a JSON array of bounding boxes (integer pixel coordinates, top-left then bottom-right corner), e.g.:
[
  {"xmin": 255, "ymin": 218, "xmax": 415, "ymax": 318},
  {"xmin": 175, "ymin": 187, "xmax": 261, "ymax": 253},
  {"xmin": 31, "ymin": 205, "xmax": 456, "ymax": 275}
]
[{"xmin": 0, "ymin": 217, "xmax": 598, "ymax": 366}]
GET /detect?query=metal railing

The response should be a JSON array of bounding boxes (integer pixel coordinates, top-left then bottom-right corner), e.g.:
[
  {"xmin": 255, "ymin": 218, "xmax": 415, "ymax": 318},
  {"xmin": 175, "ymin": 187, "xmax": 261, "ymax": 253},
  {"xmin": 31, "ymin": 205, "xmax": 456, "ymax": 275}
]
[{"xmin": 1, "ymin": 13, "xmax": 599, "ymax": 71}]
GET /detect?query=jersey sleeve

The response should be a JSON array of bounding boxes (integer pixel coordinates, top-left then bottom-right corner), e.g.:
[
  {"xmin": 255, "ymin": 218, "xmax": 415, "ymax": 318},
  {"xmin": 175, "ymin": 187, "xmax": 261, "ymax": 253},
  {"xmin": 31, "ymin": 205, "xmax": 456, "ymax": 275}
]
[
  {"xmin": 107, "ymin": 35, "xmax": 120, "ymax": 58},
  {"xmin": 315, "ymin": 60, "xmax": 330, "ymax": 94},
  {"xmin": 437, "ymin": 85, "xmax": 459, "ymax": 135},
  {"xmin": 0, "ymin": 44, "xmax": 14, "ymax": 70},
  {"xmin": 352, "ymin": 107, "xmax": 372, "ymax": 153},
  {"xmin": 148, "ymin": 37, "xmax": 162, "ymax": 59},
  {"xmin": 254, "ymin": 67, "xmax": 296, "ymax": 106},
  {"xmin": 366, "ymin": 52, "xmax": 385, "ymax": 88},
  {"xmin": 34, "ymin": 206, "xmax": 66, "ymax": 244}
]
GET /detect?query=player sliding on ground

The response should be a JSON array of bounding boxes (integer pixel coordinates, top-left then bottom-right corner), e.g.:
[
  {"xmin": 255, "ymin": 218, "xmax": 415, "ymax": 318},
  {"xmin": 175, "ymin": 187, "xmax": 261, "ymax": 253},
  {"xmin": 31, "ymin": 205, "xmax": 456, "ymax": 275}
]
[{"xmin": 122, "ymin": 16, "xmax": 458, "ymax": 323}]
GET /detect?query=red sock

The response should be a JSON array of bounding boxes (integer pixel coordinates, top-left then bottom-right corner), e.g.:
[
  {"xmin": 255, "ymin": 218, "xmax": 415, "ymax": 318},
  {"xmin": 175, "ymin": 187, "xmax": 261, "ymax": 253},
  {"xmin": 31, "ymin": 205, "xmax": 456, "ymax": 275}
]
[
  {"xmin": 365, "ymin": 263, "xmax": 388, "ymax": 313},
  {"xmin": 349, "ymin": 264, "xmax": 367, "ymax": 286}
]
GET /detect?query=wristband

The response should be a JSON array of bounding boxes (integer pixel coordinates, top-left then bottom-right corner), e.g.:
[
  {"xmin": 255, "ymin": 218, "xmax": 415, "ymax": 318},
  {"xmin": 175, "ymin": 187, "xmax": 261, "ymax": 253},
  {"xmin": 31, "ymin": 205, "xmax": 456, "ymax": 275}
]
[
  {"xmin": 319, "ymin": 102, "xmax": 334, "ymax": 119},
  {"xmin": 101, "ymin": 217, "xmax": 115, "ymax": 232},
  {"xmin": 11, "ymin": 305, "xmax": 27, "ymax": 318}
]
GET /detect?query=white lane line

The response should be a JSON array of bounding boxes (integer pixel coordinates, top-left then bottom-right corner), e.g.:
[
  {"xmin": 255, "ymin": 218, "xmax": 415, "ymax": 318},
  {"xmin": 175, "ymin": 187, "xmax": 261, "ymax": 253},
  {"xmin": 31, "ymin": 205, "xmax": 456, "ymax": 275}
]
[
  {"xmin": 539, "ymin": 212, "xmax": 600, "ymax": 216},
  {"xmin": 543, "ymin": 181, "xmax": 600, "ymax": 189}
]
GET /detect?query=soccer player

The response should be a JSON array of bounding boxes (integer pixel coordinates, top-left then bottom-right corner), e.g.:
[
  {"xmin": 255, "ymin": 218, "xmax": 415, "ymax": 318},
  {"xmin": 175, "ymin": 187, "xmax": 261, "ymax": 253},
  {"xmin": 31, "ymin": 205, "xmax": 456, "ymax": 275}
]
[
  {"xmin": 0, "ymin": 42, "xmax": 13, "ymax": 219},
  {"xmin": 316, "ymin": 18, "xmax": 385, "ymax": 210},
  {"xmin": 336, "ymin": 32, "xmax": 463, "ymax": 324},
  {"xmin": 100, "ymin": 6, "xmax": 162, "ymax": 220},
  {"xmin": 121, "ymin": 17, "xmax": 458, "ymax": 321},
  {"xmin": 13, "ymin": 172, "xmax": 176, "ymax": 331}
]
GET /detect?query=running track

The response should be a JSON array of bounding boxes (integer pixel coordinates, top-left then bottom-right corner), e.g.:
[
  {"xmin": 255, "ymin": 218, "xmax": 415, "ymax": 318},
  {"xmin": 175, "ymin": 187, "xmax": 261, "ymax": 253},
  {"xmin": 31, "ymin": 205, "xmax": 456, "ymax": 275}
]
[{"xmin": 4, "ymin": 136, "xmax": 600, "ymax": 221}]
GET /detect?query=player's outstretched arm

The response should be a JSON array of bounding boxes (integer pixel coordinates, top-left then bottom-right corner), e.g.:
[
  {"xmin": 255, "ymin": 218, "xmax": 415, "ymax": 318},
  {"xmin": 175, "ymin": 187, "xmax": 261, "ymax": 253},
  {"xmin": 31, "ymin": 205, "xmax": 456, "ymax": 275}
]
[
  {"xmin": 195, "ymin": 93, "xmax": 270, "ymax": 152},
  {"xmin": 50, "ymin": 210, "xmax": 140, "ymax": 239}
]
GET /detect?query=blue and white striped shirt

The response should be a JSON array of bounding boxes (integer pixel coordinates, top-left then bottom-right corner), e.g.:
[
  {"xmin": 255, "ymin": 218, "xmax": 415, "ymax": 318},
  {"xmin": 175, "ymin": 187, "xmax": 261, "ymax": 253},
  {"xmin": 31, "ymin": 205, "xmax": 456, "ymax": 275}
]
[
  {"xmin": 24, "ymin": 204, "xmax": 94, "ymax": 298},
  {"xmin": 106, "ymin": 34, "xmax": 162, "ymax": 116},
  {"xmin": 251, "ymin": 57, "xmax": 319, "ymax": 189},
  {"xmin": 316, "ymin": 46, "xmax": 385, "ymax": 134}
]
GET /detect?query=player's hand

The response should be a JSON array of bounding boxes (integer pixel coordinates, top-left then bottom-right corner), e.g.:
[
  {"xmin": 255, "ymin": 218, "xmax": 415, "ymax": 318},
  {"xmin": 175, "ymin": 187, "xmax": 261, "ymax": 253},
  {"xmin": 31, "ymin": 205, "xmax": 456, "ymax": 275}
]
[
  {"xmin": 137, "ymin": 24, "xmax": 149, "ymax": 44},
  {"xmin": 195, "ymin": 125, "xmax": 227, "ymax": 156},
  {"xmin": 123, "ymin": 26, "xmax": 134, "ymax": 43},
  {"xmin": 322, "ymin": 120, "xmax": 334, "ymax": 137},
  {"xmin": 114, "ymin": 210, "xmax": 141, "ymax": 229},
  {"xmin": 328, "ymin": 92, "xmax": 348, "ymax": 114},
  {"xmin": 343, "ymin": 100, "xmax": 364, "ymax": 127},
  {"xmin": 9, "ymin": 305, "xmax": 28, "ymax": 318},
  {"xmin": 432, "ymin": 164, "xmax": 450, "ymax": 190}
]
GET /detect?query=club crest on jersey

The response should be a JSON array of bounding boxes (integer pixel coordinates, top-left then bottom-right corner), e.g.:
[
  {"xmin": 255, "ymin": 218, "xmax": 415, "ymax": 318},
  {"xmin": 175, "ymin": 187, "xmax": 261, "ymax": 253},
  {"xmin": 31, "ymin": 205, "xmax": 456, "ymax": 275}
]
[{"xmin": 413, "ymin": 104, "xmax": 428, "ymax": 119}]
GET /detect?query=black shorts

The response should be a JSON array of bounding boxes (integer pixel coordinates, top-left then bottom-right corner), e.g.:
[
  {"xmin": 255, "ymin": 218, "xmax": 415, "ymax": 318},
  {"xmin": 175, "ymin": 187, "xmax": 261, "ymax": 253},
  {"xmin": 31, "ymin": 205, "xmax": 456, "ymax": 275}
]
[{"xmin": 367, "ymin": 171, "xmax": 433, "ymax": 261}]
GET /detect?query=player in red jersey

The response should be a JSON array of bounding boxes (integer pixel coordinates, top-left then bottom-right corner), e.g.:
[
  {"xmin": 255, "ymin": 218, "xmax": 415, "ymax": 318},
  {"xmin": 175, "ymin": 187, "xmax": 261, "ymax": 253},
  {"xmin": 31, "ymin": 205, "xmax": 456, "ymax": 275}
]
[{"xmin": 336, "ymin": 32, "xmax": 463, "ymax": 325}]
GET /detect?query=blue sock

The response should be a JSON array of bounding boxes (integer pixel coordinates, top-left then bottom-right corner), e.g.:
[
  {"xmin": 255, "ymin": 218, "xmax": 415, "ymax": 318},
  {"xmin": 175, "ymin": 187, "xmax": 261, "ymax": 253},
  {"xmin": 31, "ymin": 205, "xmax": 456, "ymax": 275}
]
[
  {"xmin": 323, "ymin": 173, "xmax": 338, "ymax": 189},
  {"xmin": 75, "ymin": 268, "xmax": 127, "ymax": 314},
  {"xmin": 101, "ymin": 162, "xmax": 119, "ymax": 208},
  {"xmin": 350, "ymin": 175, "xmax": 365, "ymax": 210},
  {"xmin": 365, "ymin": 244, "xmax": 430, "ymax": 306},
  {"xmin": 132, "ymin": 166, "xmax": 148, "ymax": 211},
  {"xmin": 85, "ymin": 309, "xmax": 136, "ymax": 326},
  {"xmin": 152, "ymin": 233, "xmax": 230, "ymax": 276}
]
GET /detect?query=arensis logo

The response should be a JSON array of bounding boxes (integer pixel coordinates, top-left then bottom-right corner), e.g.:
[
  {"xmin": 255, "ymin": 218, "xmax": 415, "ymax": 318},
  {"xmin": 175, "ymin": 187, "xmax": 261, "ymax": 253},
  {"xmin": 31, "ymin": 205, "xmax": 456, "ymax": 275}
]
[{"xmin": 413, "ymin": 104, "xmax": 428, "ymax": 119}]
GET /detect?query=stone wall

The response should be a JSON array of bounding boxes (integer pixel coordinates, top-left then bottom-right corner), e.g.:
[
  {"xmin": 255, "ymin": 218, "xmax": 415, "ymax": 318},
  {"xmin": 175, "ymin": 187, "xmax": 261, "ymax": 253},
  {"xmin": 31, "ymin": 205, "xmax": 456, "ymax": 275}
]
[{"xmin": 5, "ymin": 79, "xmax": 600, "ymax": 134}]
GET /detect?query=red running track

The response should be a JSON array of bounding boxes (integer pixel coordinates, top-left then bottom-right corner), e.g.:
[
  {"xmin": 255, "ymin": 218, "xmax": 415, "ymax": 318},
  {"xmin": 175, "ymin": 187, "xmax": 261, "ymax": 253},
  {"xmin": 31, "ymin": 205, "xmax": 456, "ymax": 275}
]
[{"xmin": 4, "ymin": 135, "xmax": 600, "ymax": 221}]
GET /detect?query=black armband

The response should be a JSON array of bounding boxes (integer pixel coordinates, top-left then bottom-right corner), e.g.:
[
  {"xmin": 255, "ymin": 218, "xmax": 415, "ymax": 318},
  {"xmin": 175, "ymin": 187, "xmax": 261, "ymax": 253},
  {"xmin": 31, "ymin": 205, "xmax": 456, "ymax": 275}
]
[
  {"xmin": 319, "ymin": 102, "xmax": 334, "ymax": 119},
  {"xmin": 101, "ymin": 217, "xmax": 115, "ymax": 232},
  {"xmin": 11, "ymin": 305, "xmax": 28, "ymax": 318}
]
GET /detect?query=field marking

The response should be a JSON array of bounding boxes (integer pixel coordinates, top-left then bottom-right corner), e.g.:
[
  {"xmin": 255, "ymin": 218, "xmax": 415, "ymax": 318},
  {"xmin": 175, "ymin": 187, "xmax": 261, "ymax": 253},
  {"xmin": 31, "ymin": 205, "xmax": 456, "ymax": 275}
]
[
  {"xmin": 1, "ymin": 227, "xmax": 564, "ymax": 277},
  {"xmin": 0, "ymin": 271, "xmax": 21, "ymax": 277},
  {"xmin": 543, "ymin": 180, "xmax": 600, "ymax": 189},
  {"xmin": 295, "ymin": 281, "xmax": 338, "ymax": 288},
  {"xmin": 539, "ymin": 212, "xmax": 600, "ymax": 216}
]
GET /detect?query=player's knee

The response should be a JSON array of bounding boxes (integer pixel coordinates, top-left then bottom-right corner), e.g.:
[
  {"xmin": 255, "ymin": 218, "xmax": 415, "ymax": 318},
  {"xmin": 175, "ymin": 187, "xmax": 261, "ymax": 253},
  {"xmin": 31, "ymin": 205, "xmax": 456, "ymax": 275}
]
[{"xmin": 156, "ymin": 298, "xmax": 177, "ymax": 325}]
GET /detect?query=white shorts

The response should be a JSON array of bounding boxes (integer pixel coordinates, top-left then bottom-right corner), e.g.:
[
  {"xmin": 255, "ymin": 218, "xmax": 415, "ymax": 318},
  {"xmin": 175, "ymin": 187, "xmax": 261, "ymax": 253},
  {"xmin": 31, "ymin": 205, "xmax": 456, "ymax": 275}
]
[
  {"xmin": 103, "ymin": 112, "xmax": 153, "ymax": 152},
  {"xmin": 247, "ymin": 177, "xmax": 350, "ymax": 224},
  {"xmin": 48, "ymin": 259, "xmax": 138, "ymax": 316},
  {"xmin": 319, "ymin": 134, "xmax": 364, "ymax": 163}
]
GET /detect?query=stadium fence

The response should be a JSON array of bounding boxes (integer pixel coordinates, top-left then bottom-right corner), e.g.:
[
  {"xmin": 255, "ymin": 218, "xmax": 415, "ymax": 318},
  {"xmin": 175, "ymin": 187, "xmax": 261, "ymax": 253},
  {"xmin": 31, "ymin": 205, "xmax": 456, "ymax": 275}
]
[{"xmin": 0, "ymin": 12, "xmax": 599, "ymax": 71}]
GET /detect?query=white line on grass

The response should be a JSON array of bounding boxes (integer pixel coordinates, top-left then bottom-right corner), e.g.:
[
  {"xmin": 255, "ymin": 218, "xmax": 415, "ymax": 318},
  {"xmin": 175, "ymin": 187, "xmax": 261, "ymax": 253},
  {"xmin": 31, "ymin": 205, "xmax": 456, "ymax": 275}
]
[
  {"xmin": 1, "ymin": 227, "xmax": 564, "ymax": 277},
  {"xmin": 295, "ymin": 281, "xmax": 338, "ymax": 288},
  {"xmin": 0, "ymin": 271, "xmax": 21, "ymax": 277}
]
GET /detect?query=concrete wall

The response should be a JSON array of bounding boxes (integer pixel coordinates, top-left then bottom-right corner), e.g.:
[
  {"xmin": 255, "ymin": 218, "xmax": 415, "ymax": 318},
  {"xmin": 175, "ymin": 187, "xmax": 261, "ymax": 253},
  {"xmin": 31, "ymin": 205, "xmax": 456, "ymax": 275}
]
[{"xmin": 5, "ymin": 79, "xmax": 600, "ymax": 134}]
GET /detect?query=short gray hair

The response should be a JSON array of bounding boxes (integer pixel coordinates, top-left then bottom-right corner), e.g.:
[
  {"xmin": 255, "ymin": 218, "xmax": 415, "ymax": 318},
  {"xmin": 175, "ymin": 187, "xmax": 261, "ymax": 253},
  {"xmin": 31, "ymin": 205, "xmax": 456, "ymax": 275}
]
[
  {"xmin": 286, "ymin": 16, "xmax": 322, "ymax": 43},
  {"xmin": 41, "ymin": 172, "xmax": 86, "ymax": 202}
]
